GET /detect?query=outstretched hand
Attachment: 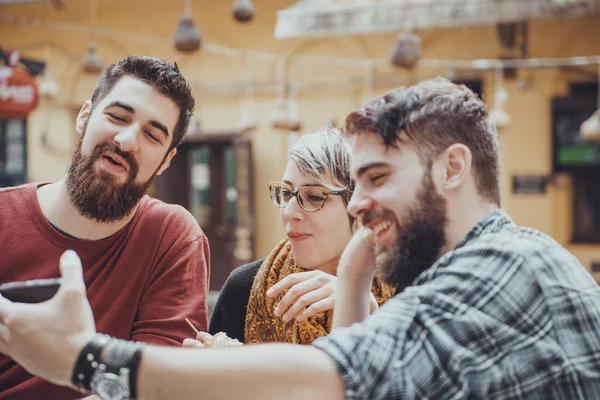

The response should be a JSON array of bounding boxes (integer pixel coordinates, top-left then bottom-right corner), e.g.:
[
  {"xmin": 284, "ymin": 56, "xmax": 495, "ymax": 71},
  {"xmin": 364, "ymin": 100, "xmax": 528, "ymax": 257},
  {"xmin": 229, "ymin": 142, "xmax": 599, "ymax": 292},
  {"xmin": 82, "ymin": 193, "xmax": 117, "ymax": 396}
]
[{"xmin": 0, "ymin": 250, "xmax": 96, "ymax": 387}]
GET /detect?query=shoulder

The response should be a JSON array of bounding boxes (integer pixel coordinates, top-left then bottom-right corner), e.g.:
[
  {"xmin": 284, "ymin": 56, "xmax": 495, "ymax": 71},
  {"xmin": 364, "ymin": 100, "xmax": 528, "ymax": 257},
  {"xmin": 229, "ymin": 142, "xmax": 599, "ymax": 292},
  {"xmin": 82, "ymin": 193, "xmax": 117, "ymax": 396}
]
[
  {"xmin": 407, "ymin": 222, "xmax": 590, "ymax": 313},
  {"xmin": 0, "ymin": 183, "xmax": 31, "ymax": 197},
  {"xmin": 435, "ymin": 222, "xmax": 575, "ymax": 277},
  {"xmin": 0, "ymin": 183, "xmax": 37, "ymax": 215},
  {"xmin": 223, "ymin": 259, "xmax": 265, "ymax": 292},
  {"xmin": 137, "ymin": 196, "xmax": 206, "ymax": 240}
]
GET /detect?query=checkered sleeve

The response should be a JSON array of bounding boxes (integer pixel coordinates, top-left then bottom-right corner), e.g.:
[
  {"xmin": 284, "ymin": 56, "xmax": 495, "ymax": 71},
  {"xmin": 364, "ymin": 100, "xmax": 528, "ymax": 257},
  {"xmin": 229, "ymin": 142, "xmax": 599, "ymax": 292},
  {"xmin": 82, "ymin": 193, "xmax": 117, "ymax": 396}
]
[{"xmin": 313, "ymin": 294, "xmax": 424, "ymax": 399}]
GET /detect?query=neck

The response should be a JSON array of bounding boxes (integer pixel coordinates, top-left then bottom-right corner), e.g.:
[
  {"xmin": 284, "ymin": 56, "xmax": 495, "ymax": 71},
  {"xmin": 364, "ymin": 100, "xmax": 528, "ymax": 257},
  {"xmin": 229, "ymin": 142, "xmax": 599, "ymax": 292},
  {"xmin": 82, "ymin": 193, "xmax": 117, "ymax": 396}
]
[
  {"xmin": 442, "ymin": 199, "xmax": 498, "ymax": 254},
  {"xmin": 315, "ymin": 256, "xmax": 341, "ymax": 276},
  {"xmin": 36, "ymin": 178, "xmax": 139, "ymax": 240}
]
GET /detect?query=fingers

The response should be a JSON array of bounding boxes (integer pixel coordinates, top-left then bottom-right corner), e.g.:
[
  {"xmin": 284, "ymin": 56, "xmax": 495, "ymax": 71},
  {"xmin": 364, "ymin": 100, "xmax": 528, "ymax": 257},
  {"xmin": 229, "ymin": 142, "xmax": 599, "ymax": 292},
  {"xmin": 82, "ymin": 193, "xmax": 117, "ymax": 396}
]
[
  {"xmin": 58, "ymin": 250, "xmax": 86, "ymax": 296},
  {"xmin": 182, "ymin": 338, "xmax": 204, "ymax": 348},
  {"xmin": 197, "ymin": 331, "xmax": 213, "ymax": 344},
  {"xmin": 296, "ymin": 297, "xmax": 336, "ymax": 322},
  {"xmin": 267, "ymin": 271, "xmax": 316, "ymax": 298},
  {"xmin": 280, "ymin": 286, "xmax": 334, "ymax": 322},
  {"xmin": 0, "ymin": 294, "xmax": 13, "ymax": 322},
  {"xmin": 273, "ymin": 275, "xmax": 331, "ymax": 318},
  {"xmin": 0, "ymin": 321, "xmax": 10, "ymax": 344}
]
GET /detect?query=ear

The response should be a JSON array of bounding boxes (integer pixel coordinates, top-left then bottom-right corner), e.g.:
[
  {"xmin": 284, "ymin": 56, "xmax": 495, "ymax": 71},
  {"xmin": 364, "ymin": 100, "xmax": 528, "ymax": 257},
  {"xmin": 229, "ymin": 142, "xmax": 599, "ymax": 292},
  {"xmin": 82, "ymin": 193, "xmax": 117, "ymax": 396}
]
[
  {"xmin": 441, "ymin": 143, "xmax": 472, "ymax": 191},
  {"xmin": 156, "ymin": 148, "xmax": 177, "ymax": 176},
  {"xmin": 75, "ymin": 100, "xmax": 92, "ymax": 136}
]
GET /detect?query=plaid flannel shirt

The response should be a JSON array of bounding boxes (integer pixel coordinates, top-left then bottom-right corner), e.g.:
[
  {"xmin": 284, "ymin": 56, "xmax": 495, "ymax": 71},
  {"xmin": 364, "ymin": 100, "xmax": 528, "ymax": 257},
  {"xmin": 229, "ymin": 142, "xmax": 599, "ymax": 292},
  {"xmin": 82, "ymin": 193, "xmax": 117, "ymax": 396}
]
[{"xmin": 313, "ymin": 209, "xmax": 600, "ymax": 399}]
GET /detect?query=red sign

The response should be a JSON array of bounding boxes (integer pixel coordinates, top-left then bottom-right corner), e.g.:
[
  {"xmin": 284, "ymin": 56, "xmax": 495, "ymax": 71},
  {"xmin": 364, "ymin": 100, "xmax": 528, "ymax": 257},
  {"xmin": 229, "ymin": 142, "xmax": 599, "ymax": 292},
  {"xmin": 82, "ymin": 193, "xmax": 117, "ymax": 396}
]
[{"xmin": 0, "ymin": 50, "xmax": 39, "ymax": 119}]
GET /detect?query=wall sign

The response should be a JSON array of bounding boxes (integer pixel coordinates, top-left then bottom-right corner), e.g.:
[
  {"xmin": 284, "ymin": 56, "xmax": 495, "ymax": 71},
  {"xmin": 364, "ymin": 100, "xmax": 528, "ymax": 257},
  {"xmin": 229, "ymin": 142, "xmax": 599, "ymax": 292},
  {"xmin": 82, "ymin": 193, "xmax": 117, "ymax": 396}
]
[
  {"xmin": 512, "ymin": 175, "xmax": 549, "ymax": 194},
  {"xmin": 0, "ymin": 50, "xmax": 39, "ymax": 119}
]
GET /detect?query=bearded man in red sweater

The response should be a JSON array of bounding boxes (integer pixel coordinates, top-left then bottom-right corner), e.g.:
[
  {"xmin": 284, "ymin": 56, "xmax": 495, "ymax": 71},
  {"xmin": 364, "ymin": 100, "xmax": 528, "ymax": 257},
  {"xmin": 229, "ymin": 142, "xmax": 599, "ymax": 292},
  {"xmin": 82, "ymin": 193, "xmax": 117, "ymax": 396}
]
[{"xmin": 0, "ymin": 56, "xmax": 210, "ymax": 399}]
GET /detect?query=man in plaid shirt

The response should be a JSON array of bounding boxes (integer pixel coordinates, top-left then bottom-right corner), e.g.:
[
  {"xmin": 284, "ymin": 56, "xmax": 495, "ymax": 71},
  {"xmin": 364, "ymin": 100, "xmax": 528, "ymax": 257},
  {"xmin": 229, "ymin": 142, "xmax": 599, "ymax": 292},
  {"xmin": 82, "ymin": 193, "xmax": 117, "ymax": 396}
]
[
  {"xmin": 310, "ymin": 77, "xmax": 600, "ymax": 399},
  {"xmin": 1, "ymin": 77, "xmax": 599, "ymax": 399}
]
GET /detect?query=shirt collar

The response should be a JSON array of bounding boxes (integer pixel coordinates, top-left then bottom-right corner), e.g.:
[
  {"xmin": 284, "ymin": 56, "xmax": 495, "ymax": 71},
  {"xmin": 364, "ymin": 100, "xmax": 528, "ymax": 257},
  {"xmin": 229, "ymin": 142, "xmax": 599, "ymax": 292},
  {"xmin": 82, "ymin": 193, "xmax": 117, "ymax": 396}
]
[{"xmin": 454, "ymin": 208, "xmax": 513, "ymax": 251}]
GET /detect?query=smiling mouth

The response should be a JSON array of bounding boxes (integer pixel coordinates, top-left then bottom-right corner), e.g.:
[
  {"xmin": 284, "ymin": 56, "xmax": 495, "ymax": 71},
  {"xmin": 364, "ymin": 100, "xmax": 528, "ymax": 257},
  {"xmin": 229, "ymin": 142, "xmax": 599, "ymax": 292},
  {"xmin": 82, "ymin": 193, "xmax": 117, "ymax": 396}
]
[{"xmin": 370, "ymin": 220, "xmax": 393, "ymax": 242}]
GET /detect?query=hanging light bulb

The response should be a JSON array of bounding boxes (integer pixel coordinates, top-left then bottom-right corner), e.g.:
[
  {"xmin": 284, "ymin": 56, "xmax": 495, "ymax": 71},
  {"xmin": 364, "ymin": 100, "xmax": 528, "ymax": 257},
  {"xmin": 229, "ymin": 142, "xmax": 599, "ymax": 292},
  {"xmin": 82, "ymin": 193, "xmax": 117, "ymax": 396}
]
[
  {"xmin": 580, "ymin": 111, "xmax": 600, "ymax": 141},
  {"xmin": 238, "ymin": 107, "xmax": 257, "ymax": 133},
  {"xmin": 40, "ymin": 45, "xmax": 58, "ymax": 99},
  {"xmin": 270, "ymin": 58, "xmax": 299, "ymax": 131},
  {"xmin": 270, "ymin": 97, "xmax": 291, "ymax": 130},
  {"xmin": 174, "ymin": 14, "xmax": 202, "ymax": 52},
  {"xmin": 287, "ymin": 84, "xmax": 301, "ymax": 132},
  {"xmin": 39, "ymin": 72, "xmax": 59, "ymax": 99},
  {"xmin": 239, "ymin": 54, "xmax": 257, "ymax": 133},
  {"xmin": 580, "ymin": 65, "xmax": 600, "ymax": 141},
  {"xmin": 232, "ymin": 0, "xmax": 255, "ymax": 22},
  {"xmin": 489, "ymin": 83, "xmax": 510, "ymax": 130},
  {"xmin": 81, "ymin": 41, "xmax": 103, "ymax": 73},
  {"xmin": 174, "ymin": 0, "xmax": 201, "ymax": 52},
  {"xmin": 389, "ymin": 31, "xmax": 421, "ymax": 69}
]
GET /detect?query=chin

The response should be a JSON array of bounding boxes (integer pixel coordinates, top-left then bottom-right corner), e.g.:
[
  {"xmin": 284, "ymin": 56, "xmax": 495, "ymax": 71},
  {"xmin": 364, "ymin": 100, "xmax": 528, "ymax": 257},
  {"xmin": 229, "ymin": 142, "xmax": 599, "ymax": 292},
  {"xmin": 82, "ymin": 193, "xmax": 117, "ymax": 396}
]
[{"xmin": 292, "ymin": 255, "xmax": 318, "ymax": 270}]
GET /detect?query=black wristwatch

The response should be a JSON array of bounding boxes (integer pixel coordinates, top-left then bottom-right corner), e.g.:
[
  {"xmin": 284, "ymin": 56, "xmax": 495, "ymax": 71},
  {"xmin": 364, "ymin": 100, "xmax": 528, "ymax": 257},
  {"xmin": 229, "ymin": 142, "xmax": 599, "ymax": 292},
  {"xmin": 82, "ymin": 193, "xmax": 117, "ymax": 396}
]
[
  {"xmin": 72, "ymin": 334, "xmax": 146, "ymax": 400},
  {"xmin": 90, "ymin": 339, "xmax": 132, "ymax": 400}
]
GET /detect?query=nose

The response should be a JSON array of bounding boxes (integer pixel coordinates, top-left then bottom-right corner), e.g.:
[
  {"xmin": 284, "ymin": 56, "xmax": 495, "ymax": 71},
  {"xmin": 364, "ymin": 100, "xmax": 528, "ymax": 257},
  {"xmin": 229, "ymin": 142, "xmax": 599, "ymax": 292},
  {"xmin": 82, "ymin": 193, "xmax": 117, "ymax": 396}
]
[
  {"xmin": 113, "ymin": 125, "xmax": 140, "ymax": 153},
  {"xmin": 281, "ymin": 194, "xmax": 304, "ymax": 222},
  {"xmin": 347, "ymin": 184, "xmax": 372, "ymax": 219}
]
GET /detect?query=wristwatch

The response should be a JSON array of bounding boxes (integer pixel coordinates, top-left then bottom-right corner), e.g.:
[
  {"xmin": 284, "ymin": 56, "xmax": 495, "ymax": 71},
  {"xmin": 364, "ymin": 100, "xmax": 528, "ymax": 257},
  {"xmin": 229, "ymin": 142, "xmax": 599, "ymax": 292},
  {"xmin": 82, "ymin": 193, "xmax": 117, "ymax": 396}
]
[
  {"xmin": 73, "ymin": 334, "xmax": 146, "ymax": 400},
  {"xmin": 90, "ymin": 340, "xmax": 132, "ymax": 400}
]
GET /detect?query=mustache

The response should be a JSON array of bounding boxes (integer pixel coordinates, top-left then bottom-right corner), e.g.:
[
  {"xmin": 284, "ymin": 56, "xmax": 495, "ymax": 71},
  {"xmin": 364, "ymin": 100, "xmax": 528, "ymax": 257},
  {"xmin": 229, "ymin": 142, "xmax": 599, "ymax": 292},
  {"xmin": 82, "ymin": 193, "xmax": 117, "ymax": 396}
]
[
  {"xmin": 360, "ymin": 207, "xmax": 396, "ymax": 227},
  {"xmin": 91, "ymin": 142, "xmax": 139, "ymax": 179}
]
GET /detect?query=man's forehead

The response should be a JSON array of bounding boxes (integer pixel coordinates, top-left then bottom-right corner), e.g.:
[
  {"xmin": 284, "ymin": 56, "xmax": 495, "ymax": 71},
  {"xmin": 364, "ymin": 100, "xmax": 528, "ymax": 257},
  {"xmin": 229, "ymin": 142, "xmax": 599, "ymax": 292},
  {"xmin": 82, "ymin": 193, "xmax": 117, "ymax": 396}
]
[
  {"xmin": 351, "ymin": 134, "xmax": 396, "ymax": 173},
  {"xmin": 100, "ymin": 76, "xmax": 153, "ymax": 102}
]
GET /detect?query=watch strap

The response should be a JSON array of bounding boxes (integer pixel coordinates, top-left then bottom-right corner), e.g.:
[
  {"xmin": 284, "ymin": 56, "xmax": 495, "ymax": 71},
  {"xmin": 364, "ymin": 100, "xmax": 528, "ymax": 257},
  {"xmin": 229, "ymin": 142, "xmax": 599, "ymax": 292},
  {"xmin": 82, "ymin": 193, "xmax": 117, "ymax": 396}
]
[
  {"xmin": 72, "ymin": 333, "xmax": 111, "ymax": 392},
  {"xmin": 129, "ymin": 342, "xmax": 147, "ymax": 399},
  {"xmin": 102, "ymin": 339, "xmax": 132, "ymax": 374}
]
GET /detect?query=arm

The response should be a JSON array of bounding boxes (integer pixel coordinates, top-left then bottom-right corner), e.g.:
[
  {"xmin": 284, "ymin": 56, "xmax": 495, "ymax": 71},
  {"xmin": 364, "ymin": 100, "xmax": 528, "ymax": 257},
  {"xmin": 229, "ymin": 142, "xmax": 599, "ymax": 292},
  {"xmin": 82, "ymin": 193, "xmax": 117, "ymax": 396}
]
[
  {"xmin": 0, "ymin": 251, "xmax": 343, "ymax": 400},
  {"xmin": 332, "ymin": 227, "xmax": 378, "ymax": 329},
  {"xmin": 139, "ymin": 344, "xmax": 344, "ymax": 400}
]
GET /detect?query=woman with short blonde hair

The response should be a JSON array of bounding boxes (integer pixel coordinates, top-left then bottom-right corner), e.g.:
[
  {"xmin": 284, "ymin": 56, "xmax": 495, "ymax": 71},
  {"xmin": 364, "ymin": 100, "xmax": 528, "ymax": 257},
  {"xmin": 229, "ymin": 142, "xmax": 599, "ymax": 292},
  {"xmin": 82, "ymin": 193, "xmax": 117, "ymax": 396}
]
[{"xmin": 190, "ymin": 127, "xmax": 395, "ymax": 345}]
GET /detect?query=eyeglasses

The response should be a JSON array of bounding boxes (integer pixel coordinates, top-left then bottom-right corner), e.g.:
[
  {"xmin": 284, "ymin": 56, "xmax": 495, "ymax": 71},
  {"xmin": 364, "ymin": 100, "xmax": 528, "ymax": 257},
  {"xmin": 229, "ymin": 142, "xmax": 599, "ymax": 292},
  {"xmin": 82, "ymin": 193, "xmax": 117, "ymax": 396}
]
[{"xmin": 268, "ymin": 182, "xmax": 349, "ymax": 212}]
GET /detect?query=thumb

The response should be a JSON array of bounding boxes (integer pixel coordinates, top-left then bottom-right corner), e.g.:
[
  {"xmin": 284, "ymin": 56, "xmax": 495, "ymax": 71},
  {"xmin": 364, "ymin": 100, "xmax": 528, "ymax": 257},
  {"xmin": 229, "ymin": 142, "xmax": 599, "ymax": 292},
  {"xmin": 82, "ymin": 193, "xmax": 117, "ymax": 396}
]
[
  {"xmin": 361, "ymin": 227, "xmax": 376, "ymax": 245},
  {"xmin": 354, "ymin": 226, "xmax": 376, "ymax": 246},
  {"xmin": 58, "ymin": 250, "xmax": 85, "ymax": 295}
]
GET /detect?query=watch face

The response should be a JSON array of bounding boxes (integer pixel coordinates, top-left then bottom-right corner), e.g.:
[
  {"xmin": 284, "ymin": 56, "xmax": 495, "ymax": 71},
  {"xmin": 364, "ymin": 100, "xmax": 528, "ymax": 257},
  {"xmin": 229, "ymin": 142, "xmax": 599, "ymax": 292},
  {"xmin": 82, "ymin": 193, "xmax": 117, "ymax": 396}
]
[{"xmin": 93, "ymin": 373, "xmax": 129, "ymax": 400}]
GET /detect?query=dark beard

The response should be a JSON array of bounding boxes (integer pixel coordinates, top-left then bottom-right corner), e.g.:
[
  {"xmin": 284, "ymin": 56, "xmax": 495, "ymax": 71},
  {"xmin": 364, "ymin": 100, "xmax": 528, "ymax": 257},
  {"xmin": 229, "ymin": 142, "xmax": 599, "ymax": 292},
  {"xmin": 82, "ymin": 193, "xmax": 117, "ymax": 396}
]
[
  {"xmin": 365, "ymin": 170, "xmax": 448, "ymax": 291},
  {"xmin": 66, "ymin": 134, "xmax": 153, "ymax": 223}
]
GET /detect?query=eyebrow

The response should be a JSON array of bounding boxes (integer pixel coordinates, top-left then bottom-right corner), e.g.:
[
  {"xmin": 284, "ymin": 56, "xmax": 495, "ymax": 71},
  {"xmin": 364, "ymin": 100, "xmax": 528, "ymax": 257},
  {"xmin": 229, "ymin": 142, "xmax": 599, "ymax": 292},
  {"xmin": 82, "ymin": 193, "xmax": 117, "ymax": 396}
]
[
  {"xmin": 104, "ymin": 101, "xmax": 170, "ymax": 140},
  {"xmin": 354, "ymin": 161, "xmax": 390, "ymax": 179},
  {"xmin": 282, "ymin": 179, "xmax": 323, "ymax": 188}
]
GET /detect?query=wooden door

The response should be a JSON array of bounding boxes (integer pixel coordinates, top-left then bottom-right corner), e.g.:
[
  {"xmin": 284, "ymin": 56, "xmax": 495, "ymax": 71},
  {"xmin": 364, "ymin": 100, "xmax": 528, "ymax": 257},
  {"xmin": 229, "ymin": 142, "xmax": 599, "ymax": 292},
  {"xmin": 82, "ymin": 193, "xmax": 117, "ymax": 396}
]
[{"xmin": 153, "ymin": 133, "xmax": 254, "ymax": 291}]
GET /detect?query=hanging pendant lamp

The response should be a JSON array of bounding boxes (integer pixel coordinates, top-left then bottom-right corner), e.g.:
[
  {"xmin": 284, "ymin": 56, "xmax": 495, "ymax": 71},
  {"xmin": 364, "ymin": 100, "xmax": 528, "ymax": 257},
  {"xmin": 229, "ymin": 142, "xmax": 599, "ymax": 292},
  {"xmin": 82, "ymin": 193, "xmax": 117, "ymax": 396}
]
[
  {"xmin": 232, "ymin": 0, "xmax": 255, "ymax": 23},
  {"xmin": 174, "ymin": 0, "xmax": 202, "ymax": 52}
]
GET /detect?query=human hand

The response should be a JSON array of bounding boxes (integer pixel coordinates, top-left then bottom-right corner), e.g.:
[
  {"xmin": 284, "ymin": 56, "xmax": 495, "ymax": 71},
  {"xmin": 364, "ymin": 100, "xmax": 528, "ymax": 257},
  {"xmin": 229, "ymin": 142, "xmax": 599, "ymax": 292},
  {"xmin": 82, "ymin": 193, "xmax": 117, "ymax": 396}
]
[
  {"xmin": 0, "ymin": 250, "xmax": 96, "ymax": 387},
  {"xmin": 338, "ymin": 226, "xmax": 378, "ymax": 281},
  {"xmin": 267, "ymin": 270, "xmax": 341, "ymax": 322}
]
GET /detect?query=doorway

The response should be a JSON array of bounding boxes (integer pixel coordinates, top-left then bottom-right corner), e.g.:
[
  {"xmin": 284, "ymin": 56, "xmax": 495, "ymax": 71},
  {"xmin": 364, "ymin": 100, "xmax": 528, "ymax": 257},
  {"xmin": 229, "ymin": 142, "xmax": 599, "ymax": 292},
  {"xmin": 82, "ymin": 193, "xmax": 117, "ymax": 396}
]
[{"xmin": 153, "ymin": 133, "xmax": 255, "ymax": 292}]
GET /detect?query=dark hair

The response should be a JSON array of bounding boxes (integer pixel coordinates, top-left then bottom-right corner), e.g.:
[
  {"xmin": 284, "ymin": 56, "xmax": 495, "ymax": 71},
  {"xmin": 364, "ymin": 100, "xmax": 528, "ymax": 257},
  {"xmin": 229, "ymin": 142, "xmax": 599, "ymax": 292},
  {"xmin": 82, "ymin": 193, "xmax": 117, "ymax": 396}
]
[
  {"xmin": 344, "ymin": 77, "xmax": 500, "ymax": 205},
  {"xmin": 90, "ymin": 56, "xmax": 195, "ymax": 151}
]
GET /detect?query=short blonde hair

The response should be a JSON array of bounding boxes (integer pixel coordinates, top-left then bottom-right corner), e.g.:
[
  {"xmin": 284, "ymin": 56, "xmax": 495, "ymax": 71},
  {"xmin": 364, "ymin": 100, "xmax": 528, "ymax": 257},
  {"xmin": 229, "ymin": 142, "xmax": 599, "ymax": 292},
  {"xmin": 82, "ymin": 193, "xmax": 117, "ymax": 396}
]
[{"xmin": 288, "ymin": 126, "xmax": 354, "ymax": 206}]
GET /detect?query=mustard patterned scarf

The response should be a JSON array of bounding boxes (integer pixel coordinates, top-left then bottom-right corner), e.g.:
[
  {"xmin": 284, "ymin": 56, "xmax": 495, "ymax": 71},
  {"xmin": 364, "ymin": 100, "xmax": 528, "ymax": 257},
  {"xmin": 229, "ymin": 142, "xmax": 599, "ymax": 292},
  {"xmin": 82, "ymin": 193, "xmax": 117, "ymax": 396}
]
[{"xmin": 244, "ymin": 238, "xmax": 396, "ymax": 344}]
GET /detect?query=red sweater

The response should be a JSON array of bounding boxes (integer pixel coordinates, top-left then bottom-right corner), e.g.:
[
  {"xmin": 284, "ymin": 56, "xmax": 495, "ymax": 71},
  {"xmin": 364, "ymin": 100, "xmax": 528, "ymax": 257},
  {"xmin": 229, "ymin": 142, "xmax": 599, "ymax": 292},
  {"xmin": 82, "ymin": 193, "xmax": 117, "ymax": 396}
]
[{"xmin": 0, "ymin": 183, "xmax": 210, "ymax": 399}]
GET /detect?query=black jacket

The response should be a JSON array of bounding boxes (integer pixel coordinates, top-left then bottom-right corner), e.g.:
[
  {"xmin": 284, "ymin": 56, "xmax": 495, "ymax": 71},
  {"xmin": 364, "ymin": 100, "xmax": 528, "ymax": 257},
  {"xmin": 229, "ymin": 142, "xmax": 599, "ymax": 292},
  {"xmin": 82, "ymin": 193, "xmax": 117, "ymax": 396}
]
[{"xmin": 208, "ymin": 258, "xmax": 265, "ymax": 343}]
